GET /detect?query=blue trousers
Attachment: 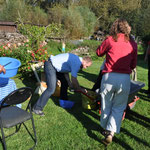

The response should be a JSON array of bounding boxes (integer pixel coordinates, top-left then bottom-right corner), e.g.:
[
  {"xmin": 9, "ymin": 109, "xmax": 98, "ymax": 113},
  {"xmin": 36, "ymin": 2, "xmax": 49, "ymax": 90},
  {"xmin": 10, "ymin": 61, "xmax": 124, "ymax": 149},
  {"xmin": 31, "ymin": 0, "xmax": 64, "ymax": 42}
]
[
  {"xmin": 34, "ymin": 60, "xmax": 69, "ymax": 111},
  {"xmin": 100, "ymin": 72, "xmax": 130, "ymax": 133}
]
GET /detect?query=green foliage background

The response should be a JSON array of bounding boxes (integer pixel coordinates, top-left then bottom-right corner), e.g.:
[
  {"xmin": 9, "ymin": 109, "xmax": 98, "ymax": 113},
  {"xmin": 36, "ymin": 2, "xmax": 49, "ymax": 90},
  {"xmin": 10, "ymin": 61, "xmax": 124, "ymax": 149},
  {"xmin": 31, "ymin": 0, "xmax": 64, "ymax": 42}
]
[{"xmin": 1, "ymin": 0, "xmax": 150, "ymax": 42}]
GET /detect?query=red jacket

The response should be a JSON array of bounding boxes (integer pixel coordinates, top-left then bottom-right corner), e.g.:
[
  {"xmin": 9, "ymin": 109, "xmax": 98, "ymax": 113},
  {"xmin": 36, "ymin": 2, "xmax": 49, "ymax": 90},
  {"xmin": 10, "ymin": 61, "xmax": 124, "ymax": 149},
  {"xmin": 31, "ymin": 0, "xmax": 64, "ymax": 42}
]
[{"xmin": 96, "ymin": 33, "xmax": 137, "ymax": 74}]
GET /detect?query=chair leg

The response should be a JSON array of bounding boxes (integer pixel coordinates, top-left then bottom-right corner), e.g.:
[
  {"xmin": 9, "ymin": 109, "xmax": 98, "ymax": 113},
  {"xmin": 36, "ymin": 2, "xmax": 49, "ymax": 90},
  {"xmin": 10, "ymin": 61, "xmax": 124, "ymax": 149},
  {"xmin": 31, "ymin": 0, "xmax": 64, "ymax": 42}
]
[
  {"xmin": 0, "ymin": 127, "xmax": 7, "ymax": 150},
  {"xmin": 4, "ymin": 125, "xmax": 21, "ymax": 139},
  {"xmin": 15, "ymin": 124, "xmax": 22, "ymax": 132},
  {"xmin": 23, "ymin": 105, "xmax": 37, "ymax": 149},
  {"xmin": 0, "ymin": 117, "xmax": 7, "ymax": 150},
  {"xmin": 22, "ymin": 117, "xmax": 37, "ymax": 149},
  {"xmin": 29, "ymin": 105, "xmax": 37, "ymax": 145},
  {"xmin": 31, "ymin": 116, "xmax": 37, "ymax": 145}
]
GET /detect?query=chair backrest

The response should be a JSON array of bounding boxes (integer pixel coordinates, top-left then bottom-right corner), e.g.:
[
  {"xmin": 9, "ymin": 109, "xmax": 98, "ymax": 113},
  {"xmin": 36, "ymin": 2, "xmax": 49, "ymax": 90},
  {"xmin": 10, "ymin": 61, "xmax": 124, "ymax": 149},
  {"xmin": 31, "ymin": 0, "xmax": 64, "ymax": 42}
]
[{"xmin": 1, "ymin": 87, "xmax": 33, "ymax": 107}]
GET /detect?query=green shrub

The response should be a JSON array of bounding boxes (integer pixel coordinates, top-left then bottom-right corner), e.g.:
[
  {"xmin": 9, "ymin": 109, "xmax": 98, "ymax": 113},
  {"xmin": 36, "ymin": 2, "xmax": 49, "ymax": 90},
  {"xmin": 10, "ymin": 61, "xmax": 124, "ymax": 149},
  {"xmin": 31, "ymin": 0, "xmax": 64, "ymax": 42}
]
[
  {"xmin": 75, "ymin": 6, "xmax": 98, "ymax": 37},
  {"xmin": 0, "ymin": 0, "xmax": 27, "ymax": 21},
  {"xmin": 63, "ymin": 6, "xmax": 85, "ymax": 39},
  {"xmin": 0, "ymin": 22, "xmax": 62, "ymax": 75},
  {"xmin": 25, "ymin": 6, "xmax": 48, "ymax": 25},
  {"xmin": 17, "ymin": 23, "xmax": 62, "ymax": 49},
  {"xmin": 48, "ymin": 5, "xmax": 98, "ymax": 39},
  {"xmin": 48, "ymin": 5, "xmax": 85, "ymax": 39},
  {"xmin": 80, "ymin": 40, "xmax": 100, "ymax": 52},
  {"xmin": 0, "ymin": 0, "xmax": 48, "ymax": 25},
  {"xmin": 48, "ymin": 4, "xmax": 65, "ymax": 24}
]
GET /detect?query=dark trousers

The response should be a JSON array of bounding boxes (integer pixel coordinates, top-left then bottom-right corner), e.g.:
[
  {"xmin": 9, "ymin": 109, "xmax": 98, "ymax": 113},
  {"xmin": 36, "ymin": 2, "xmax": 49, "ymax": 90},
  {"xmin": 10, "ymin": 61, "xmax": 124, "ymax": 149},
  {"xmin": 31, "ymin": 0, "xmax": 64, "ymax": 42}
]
[
  {"xmin": 57, "ymin": 72, "xmax": 69, "ymax": 100},
  {"xmin": 148, "ymin": 55, "xmax": 150, "ymax": 92},
  {"xmin": 91, "ymin": 70, "xmax": 103, "ymax": 91},
  {"xmin": 34, "ymin": 60, "xmax": 68, "ymax": 111}
]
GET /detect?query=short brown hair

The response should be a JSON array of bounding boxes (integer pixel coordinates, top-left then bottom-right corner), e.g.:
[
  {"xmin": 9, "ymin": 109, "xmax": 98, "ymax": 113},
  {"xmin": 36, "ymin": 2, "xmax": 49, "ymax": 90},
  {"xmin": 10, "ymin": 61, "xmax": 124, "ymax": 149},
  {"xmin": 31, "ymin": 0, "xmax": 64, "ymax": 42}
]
[{"xmin": 82, "ymin": 56, "xmax": 92, "ymax": 63}]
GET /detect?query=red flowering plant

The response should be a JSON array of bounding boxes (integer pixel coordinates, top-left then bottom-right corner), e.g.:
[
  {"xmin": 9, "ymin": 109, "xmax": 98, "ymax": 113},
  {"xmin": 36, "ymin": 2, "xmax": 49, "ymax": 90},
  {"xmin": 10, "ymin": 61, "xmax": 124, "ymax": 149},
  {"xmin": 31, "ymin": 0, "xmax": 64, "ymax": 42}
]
[
  {"xmin": 0, "ymin": 23, "xmax": 62, "ymax": 75},
  {"xmin": 0, "ymin": 40, "xmax": 49, "ymax": 74}
]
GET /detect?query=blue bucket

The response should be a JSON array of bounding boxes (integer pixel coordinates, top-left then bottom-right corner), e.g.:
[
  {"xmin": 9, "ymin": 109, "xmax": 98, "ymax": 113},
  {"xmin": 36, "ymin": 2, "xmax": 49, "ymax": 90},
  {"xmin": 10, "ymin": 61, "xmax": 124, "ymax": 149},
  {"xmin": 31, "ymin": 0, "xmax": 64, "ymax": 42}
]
[
  {"xmin": 59, "ymin": 99, "xmax": 75, "ymax": 109},
  {"xmin": 0, "ymin": 57, "xmax": 21, "ymax": 78},
  {"xmin": 0, "ymin": 78, "xmax": 9, "ymax": 87}
]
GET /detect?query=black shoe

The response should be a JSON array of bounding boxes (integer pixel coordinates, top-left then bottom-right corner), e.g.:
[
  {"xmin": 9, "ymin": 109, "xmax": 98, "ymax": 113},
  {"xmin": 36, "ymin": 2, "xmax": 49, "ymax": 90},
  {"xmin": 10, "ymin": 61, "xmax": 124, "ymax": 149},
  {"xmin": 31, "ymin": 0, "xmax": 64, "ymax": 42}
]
[
  {"xmin": 32, "ymin": 108, "xmax": 45, "ymax": 116},
  {"xmin": 101, "ymin": 130, "xmax": 110, "ymax": 137}
]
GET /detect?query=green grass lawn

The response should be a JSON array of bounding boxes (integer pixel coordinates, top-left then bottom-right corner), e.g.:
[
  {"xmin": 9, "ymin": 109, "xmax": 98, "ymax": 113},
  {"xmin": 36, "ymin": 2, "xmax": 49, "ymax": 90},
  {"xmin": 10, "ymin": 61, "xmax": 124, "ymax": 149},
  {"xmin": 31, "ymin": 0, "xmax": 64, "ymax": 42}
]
[{"xmin": 1, "ymin": 53, "xmax": 150, "ymax": 150}]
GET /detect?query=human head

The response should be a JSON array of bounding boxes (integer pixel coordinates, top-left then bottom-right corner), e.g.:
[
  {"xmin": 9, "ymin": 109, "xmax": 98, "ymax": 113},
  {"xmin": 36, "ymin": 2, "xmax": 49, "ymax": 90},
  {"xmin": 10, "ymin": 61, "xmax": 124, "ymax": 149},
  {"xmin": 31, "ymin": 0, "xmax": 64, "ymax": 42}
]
[
  {"xmin": 109, "ymin": 18, "xmax": 131, "ymax": 42},
  {"xmin": 81, "ymin": 56, "xmax": 92, "ymax": 69}
]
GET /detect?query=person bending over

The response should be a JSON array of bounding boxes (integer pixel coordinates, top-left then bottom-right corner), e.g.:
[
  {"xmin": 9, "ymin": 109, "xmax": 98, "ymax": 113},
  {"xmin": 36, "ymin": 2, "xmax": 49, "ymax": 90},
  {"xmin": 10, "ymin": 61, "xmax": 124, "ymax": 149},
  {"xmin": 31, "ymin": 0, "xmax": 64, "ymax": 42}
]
[{"xmin": 33, "ymin": 53, "xmax": 92, "ymax": 116}]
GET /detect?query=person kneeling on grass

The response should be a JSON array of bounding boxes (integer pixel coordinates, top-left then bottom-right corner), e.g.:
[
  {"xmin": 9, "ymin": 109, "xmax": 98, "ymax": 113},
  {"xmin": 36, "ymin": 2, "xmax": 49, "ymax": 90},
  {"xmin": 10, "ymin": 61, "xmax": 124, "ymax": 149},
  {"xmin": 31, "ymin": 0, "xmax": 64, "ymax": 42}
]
[{"xmin": 32, "ymin": 53, "xmax": 92, "ymax": 116}]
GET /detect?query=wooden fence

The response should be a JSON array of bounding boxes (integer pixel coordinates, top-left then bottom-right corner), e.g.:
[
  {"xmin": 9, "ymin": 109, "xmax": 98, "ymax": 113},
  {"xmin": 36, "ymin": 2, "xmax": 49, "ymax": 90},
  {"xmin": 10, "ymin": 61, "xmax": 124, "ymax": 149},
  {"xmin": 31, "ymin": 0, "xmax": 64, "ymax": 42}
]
[{"xmin": 0, "ymin": 21, "xmax": 17, "ymax": 33}]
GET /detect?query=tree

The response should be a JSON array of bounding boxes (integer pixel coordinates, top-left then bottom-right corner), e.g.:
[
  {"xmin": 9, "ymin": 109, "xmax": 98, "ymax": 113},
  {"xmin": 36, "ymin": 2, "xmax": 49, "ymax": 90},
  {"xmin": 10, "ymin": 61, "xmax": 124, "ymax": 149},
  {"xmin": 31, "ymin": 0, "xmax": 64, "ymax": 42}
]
[
  {"xmin": 77, "ymin": 0, "xmax": 142, "ymax": 34},
  {"xmin": 48, "ymin": 4, "xmax": 97, "ymax": 39},
  {"xmin": 0, "ymin": 0, "xmax": 48, "ymax": 25},
  {"xmin": 137, "ymin": 0, "xmax": 150, "ymax": 43}
]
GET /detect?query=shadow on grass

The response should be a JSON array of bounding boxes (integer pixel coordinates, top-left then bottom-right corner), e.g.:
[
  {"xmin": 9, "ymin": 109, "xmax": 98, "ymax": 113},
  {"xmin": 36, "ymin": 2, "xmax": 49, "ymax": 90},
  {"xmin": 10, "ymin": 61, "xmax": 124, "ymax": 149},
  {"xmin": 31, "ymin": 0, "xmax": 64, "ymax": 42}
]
[
  {"xmin": 51, "ymin": 92, "xmax": 138, "ymax": 150},
  {"xmin": 113, "ymin": 136, "xmax": 134, "ymax": 150},
  {"xmin": 28, "ymin": 92, "xmax": 142, "ymax": 150},
  {"xmin": 19, "ymin": 73, "xmax": 37, "ymax": 90},
  {"xmin": 51, "ymin": 92, "xmax": 103, "ymax": 143},
  {"xmin": 122, "ymin": 108, "xmax": 150, "ymax": 148},
  {"xmin": 0, "ymin": 138, "xmax": 5, "ymax": 150},
  {"xmin": 78, "ymin": 70, "xmax": 99, "ymax": 84},
  {"xmin": 137, "ymin": 89, "xmax": 150, "ymax": 102},
  {"xmin": 125, "ymin": 109, "xmax": 150, "ymax": 128},
  {"xmin": 121, "ymin": 128, "xmax": 150, "ymax": 149},
  {"xmin": 68, "ymin": 108, "xmax": 102, "ymax": 141},
  {"xmin": 20, "ymin": 68, "xmax": 149, "ymax": 149}
]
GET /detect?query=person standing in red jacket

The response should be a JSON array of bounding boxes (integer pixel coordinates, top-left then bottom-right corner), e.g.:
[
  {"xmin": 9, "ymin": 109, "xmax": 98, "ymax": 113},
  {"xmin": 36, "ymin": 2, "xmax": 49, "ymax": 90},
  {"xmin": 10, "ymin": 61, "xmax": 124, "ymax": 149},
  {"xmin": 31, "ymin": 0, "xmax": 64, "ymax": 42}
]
[
  {"xmin": 144, "ymin": 41, "xmax": 150, "ymax": 97},
  {"xmin": 96, "ymin": 18, "xmax": 137, "ymax": 145}
]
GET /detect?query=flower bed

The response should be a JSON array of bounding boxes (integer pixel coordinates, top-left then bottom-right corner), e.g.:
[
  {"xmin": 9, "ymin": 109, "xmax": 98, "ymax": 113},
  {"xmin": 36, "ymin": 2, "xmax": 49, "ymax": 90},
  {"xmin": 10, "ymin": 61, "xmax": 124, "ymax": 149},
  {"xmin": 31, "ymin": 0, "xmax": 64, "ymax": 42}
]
[{"xmin": 0, "ymin": 40, "xmax": 49, "ymax": 74}]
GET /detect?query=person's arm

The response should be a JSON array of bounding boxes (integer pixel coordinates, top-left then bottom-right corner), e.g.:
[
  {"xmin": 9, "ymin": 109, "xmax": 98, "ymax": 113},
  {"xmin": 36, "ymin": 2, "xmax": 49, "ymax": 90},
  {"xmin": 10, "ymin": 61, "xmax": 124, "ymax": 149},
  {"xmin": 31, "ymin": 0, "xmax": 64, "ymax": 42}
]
[
  {"xmin": 131, "ymin": 43, "xmax": 138, "ymax": 70},
  {"xmin": 96, "ymin": 38, "xmax": 110, "ymax": 57},
  {"xmin": 144, "ymin": 44, "xmax": 150, "ymax": 62},
  {"xmin": 64, "ymin": 73, "xmax": 73, "ymax": 89},
  {"xmin": 71, "ymin": 76, "xmax": 87, "ymax": 93},
  {"xmin": 0, "ymin": 65, "xmax": 6, "ymax": 74}
]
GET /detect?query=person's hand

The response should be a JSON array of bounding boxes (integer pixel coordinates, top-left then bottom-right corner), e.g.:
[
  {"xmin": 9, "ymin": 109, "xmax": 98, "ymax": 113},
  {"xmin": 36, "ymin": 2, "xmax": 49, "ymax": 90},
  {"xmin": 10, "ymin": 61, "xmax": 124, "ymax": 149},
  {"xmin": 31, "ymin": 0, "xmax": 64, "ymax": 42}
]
[
  {"xmin": 0, "ymin": 65, "xmax": 6, "ymax": 74},
  {"xmin": 68, "ymin": 82, "xmax": 73, "ymax": 89},
  {"xmin": 68, "ymin": 82, "xmax": 75, "ymax": 92},
  {"xmin": 80, "ymin": 88, "xmax": 88, "ymax": 94},
  {"xmin": 144, "ymin": 56, "xmax": 147, "ymax": 62},
  {"xmin": 57, "ymin": 80, "xmax": 61, "ymax": 87}
]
